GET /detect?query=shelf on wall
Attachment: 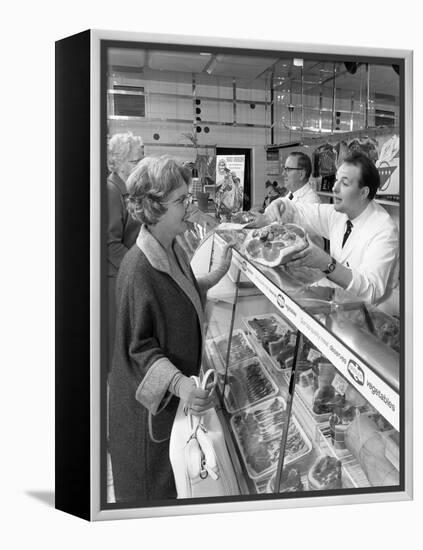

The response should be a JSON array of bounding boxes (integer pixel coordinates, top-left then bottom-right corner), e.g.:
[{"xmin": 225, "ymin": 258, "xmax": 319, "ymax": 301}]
[
  {"xmin": 266, "ymin": 125, "xmax": 399, "ymax": 151},
  {"xmin": 317, "ymin": 191, "xmax": 400, "ymax": 207}
]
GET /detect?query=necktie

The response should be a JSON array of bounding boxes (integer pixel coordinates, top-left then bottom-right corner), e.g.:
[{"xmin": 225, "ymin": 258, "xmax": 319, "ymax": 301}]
[
  {"xmin": 288, "ymin": 192, "xmax": 294, "ymax": 200},
  {"xmin": 342, "ymin": 220, "xmax": 353, "ymax": 248}
]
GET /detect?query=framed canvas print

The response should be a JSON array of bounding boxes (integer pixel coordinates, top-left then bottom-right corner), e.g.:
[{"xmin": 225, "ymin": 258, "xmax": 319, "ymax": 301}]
[{"xmin": 55, "ymin": 29, "xmax": 413, "ymax": 521}]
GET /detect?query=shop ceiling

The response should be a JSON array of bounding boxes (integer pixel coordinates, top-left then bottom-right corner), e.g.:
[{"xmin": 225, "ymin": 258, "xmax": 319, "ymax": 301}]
[{"xmin": 108, "ymin": 48, "xmax": 399, "ymax": 102}]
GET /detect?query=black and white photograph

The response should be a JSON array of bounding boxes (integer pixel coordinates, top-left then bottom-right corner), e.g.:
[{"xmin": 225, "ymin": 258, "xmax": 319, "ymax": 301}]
[
  {"xmin": 4, "ymin": 0, "xmax": 423, "ymax": 547},
  {"xmin": 51, "ymin": 31, "xmax": 412, "ymax": 519}
]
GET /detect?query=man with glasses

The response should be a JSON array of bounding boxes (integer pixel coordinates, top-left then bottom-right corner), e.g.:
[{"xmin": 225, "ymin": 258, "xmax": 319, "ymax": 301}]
[
  {"xmin": 264, "ymin": 152, "xmax": 399, "ymax": 311},
  {"xmin": 283, "ymin": 151, "xmax": 320, "ymax": 205}
]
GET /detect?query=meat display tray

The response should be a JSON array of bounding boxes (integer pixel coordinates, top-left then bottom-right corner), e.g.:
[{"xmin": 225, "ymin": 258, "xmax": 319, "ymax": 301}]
[
  {"xmin": 223, "ymin": 357, "xmax": 279, "ymax": 413},
  {"xmin": 242, "ymin": 313, "xmax": 297, "ymax": 371},
  {"xmin": 211, "ymin": 329, "xmax": 257, "ymax": 369},
  {"xmin": 230, "ymin": 397, "xmax": 312, "ymax": 480}
]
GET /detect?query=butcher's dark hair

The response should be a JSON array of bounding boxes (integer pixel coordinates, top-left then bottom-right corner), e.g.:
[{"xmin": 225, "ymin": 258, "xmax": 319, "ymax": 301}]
[
  {"xmin": 288, "ymin": 151, "xmax": 312, "ymax": 180},
  {"xmin": 342, "ymin": 151, "xmax": 380, "ymax": 200}
]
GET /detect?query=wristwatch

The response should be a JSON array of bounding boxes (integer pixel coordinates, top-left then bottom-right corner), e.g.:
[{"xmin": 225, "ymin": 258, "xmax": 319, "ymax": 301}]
[{"xmin": 323, "ymin": 257, "xmax": 337, "ymax": 275}]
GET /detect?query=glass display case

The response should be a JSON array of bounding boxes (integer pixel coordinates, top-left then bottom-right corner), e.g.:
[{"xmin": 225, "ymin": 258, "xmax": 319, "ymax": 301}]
[{"xmin": 190, "ymin": 229, "xmax": 400, "ymax": 496}]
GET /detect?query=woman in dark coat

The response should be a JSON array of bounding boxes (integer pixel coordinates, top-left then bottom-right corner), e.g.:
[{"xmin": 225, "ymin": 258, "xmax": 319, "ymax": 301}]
[
  {"xmin": 107, "ymin": 132, "xmax": 144, "ymax": 367},
  {"xmin": 108, "ymin": 156, "xmax": 232, "ymax": 503}
]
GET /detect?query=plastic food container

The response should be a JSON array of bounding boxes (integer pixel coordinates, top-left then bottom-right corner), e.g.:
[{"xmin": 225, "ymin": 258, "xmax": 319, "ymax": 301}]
[
  {"xmin": 242, "ymin": 223, "xmax": 307, "ymax": 267},
  {"xmin": 242, "ymin": 313, "xmax": 296, "ymax": 370},
  {"xmin": 230, "ymin": 397, "xmax": 312, "ymax": 480},
  {"xmin": 266, "ymin": 467, "xmax": 305, "ymax": 494},
  {"xmin": 223, "ymin": 357, "xmax": 279, "ymax": 413},
  {"xmin": 211, "ymin": 329, "xmax": 256, "ymax": 368},
  {"xmin": 308, "ymin": 455, "xmax": 343, "ymax": 490}
]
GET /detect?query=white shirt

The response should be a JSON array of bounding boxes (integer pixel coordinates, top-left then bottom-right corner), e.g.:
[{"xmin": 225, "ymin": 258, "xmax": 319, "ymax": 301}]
[
  {"xmin": 266, "ymin": 198, "xmax": 399, "ymax": 305},
  {"xmin": 291, "ymin": 182, "xmax": 323, "ymax": 249},
  {"xmin": 291, "ymin": 182, "xmax": 321, "ymax": 204}
]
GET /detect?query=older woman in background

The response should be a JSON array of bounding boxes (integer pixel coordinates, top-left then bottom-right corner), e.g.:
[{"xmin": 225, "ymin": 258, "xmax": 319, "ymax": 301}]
[
  {"xmin": 108, "ymin": 156, "xmax": 232, "ymax": 503},
  {"xmin": 107, "ymin": 132, "xmax": 144, "ymax": 366}
]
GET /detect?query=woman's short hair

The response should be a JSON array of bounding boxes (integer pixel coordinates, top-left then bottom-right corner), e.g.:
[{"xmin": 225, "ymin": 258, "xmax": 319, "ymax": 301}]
[
  {"xmin": 107, "ymin": 132, "xmax": 143, "ymax": 172},
  {"xmin": 126, "ymin": 156, "xmax": 192, "ymax": 225},
  {"xmin": 342, "ymin": 151, "xmax": 380, "ymax": 200}
]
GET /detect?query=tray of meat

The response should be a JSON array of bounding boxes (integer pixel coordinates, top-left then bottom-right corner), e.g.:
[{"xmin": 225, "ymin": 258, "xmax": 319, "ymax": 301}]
[
  {"xmin": 223, "ymin": 357, "xmax": 279, "ymax": 413},
  {"xmin": 230, "ymin": 397, "xmax": 312, "ymax": 480},
  {"xmin": 215, "ymin": 227, "xmax": 249, "ymax": 250},
  {"xmin": 242, "ymin": 223, "xmax": 307, "ymax": 267},
  {"xmin": 230, "ymin": 211, "xmax": 258, "ymax": 225},
  {"xmin": 308, "ymin": 455, "xmax": 343, "ymax": 490},
  {"xmin": 242, "ymin": 313, "xmax": 296, "ymax": 370},
  {"xmin": 266, "ymin": 467, "xmax": 304, "ymax": 494},
  {"xmin": 212, "ymin": 329, "xmax": 256, "ymax": 368}
]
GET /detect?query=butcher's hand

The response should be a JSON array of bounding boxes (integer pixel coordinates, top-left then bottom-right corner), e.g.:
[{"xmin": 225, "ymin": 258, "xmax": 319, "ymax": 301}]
[
  {"xmin": 286, "ymin": 238, "xmax": 330, "ymax": 270},
  {"xmin": 244, "ymin": 212, "xmax": 269, "ymax": 228},
  {"xmin": 264, "ymin": 198, "xmax": 286, "ymax": 222},
  {"xmin": 178, "ymin": 377, "xmax": 213, "ymax": 415}
]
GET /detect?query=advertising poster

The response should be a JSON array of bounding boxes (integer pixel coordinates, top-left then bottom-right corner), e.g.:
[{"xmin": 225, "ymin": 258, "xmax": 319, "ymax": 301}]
[{"xmin": 215, "ymin": 154, "xmax": 245, "ymax": 219}]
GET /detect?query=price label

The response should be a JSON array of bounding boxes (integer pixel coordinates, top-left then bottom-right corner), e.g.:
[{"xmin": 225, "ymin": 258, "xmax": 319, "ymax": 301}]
[
  {"xmin": 307, "ymin": 348, "xmax": 322, "ymax": 362},
  {"xmin": 289, "ymin": 333, "xmax": 297, "ymax": 347},
  {"xmin": 332, "ymin": 373, "xmax": 349, "ymax": 396}
]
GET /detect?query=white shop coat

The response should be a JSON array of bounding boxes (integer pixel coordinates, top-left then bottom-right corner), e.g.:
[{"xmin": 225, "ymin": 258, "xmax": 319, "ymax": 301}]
[{"xmin": 266, "ymin": 198, "xmax": 399, "ymax": 307}]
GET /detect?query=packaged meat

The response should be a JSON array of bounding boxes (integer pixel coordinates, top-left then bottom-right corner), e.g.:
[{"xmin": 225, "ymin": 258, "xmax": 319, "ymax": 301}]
[
  {"xmin": 267, "ymin": 467, "xmax": 304, "ymax": 493},
  {"xmin": 242, "ymin": 313, "xmax": 296, "ymax": 370},
  {"xmin": 230, "ymin": 210, "xmax": 258, "ymax": 225},
  {"xmin": 312, "ymin": 364, "xmax": 344, "ymax": 415},
  {"xmin": 308, "ymin": 455, "xmax": 343, "ymax": 490},
  {"xmin": 223, "ymin": 357, "xmax": 279, "ymax": 413},
  {"xmin": 230, "ymin": 398, "xmax": 312, "ymax": 479},
  {"xmin": 299, "ymin": 368, "xmax": 315, "ymax": 388},
  {"xmin": 212, "ymin": 329, "xmax": 256, "ymax": 367},
  {"xmin": 242, "ymin": 223, "xmax": 308, "ymax": 267},
  {"xmin": 215, "ymin": 227, "xmax": 249, "ymax": 250}
]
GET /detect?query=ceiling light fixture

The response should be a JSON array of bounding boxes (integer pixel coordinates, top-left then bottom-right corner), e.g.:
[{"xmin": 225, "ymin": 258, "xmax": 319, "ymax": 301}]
[{"xmin": 204, "ymin": 55, "xmax": 218, "ymax": 75}]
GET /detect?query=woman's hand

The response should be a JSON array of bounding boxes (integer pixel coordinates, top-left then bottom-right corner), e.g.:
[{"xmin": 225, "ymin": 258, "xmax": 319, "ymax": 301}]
[
  {"xmin": 215, "ymin": 243, "xmax": 233, "ymax": 275},
  {"xmin": 244, "ymin": 212, "xmax": 270, "ymax": 228},
  {"xmin": 178, "ymin": 377, "xmax": 214, "ymax": 415}
]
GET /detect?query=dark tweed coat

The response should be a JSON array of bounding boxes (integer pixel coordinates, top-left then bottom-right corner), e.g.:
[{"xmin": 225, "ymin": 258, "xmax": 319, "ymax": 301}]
[{"xmin": 109, "ymin": 225, "xmax": 208, "ymax": 503}]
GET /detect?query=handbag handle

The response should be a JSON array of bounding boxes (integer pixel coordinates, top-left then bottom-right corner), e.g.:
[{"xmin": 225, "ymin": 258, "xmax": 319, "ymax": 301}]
[{"xmin": 186, "ymin": 369, "xmax": 217, "ymax": 432}]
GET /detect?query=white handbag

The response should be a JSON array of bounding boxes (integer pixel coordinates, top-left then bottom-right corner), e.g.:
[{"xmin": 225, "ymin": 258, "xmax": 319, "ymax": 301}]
[{"xmin": 169, "ymin": 369, "xmax": 240, "ymax": 498}]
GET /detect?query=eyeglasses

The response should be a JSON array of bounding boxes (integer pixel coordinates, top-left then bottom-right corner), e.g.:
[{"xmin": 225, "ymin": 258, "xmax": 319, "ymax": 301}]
[
  {"xmin": 169, "ymin": 193, "xmax": 193, "ymax": 208},
  {"xmin": 283, "ymin": 166, "xmax": 303, "ymax": 173}
]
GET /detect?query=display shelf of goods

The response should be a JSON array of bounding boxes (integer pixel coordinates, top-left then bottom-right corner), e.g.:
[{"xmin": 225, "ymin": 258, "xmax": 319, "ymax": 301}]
[
  {"xmin": 199, "ymin": 231, "xmax": 400, "ymax": 490},
  {"xmin": 292, "ymin": 375, "xmax": 399, "ymax": 488}
]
